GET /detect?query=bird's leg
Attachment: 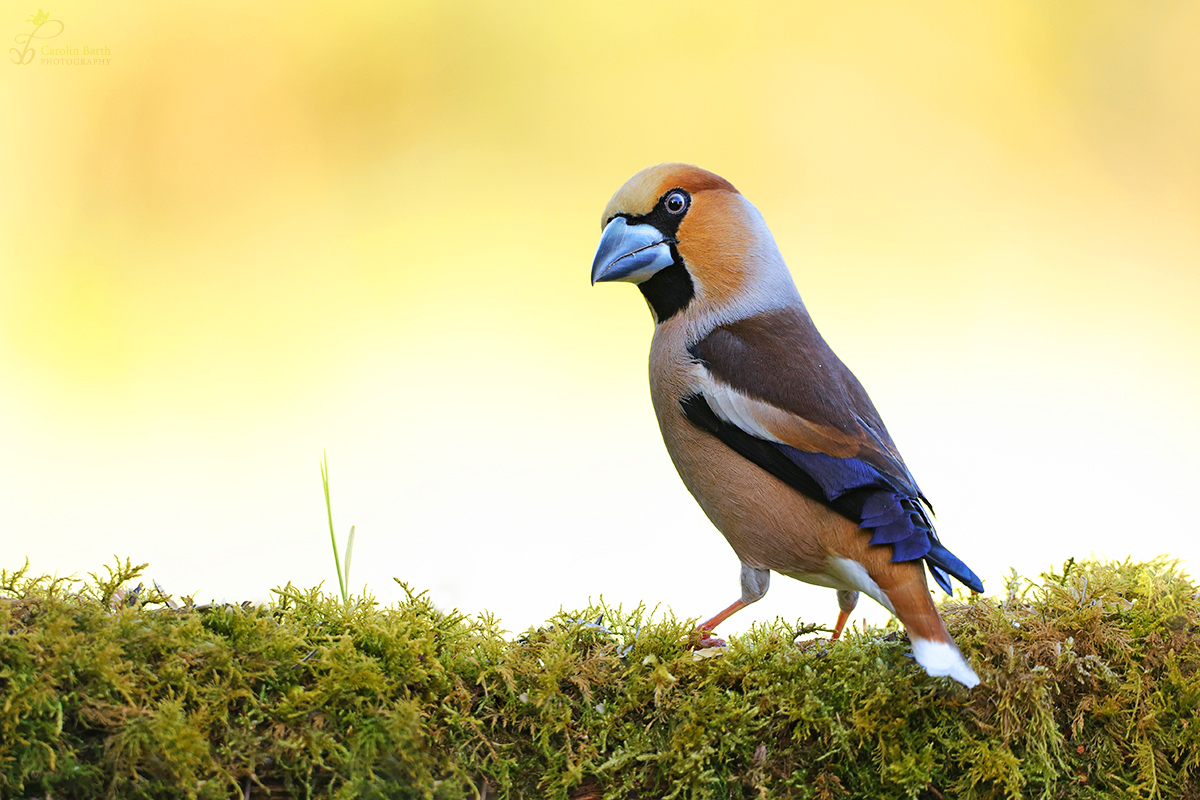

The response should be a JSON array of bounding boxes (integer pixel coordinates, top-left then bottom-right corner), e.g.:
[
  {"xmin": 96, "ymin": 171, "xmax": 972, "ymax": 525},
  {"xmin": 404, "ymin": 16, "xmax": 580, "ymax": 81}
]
[
  {"xmin": 831, "ymin": 589, "xmax": 859, "ymax": 640},
  {"xmin": 694, "ymin": 564, "xmax": 769, "ymax": 647},
  {"xmin": 696, "ymin": 598, "xmax": 747, "ymax": 634}
]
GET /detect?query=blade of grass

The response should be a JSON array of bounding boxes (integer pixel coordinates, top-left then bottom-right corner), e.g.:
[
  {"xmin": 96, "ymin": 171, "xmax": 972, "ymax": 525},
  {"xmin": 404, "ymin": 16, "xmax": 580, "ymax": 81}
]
[
  {"xmin": 320, "ymin": 451, "xmax": 348, "ymax": 603},
  {"xmin": 344, "ymin": 526, "xmax": 355, "ymax": 595}
]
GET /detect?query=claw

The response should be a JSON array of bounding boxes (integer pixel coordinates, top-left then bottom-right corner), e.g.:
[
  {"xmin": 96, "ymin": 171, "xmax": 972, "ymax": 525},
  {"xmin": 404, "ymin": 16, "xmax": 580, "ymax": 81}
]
[{"xmin": 691, "ymin": 597, "xmax": 748, "ymax": 650}]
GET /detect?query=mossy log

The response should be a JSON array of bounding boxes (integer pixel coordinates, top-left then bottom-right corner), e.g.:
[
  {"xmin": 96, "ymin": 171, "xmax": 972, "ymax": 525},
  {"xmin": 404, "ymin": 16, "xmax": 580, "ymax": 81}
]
[{"xmin": 1, "ymin": 557, "xmax": 1198, "ymax": 799}]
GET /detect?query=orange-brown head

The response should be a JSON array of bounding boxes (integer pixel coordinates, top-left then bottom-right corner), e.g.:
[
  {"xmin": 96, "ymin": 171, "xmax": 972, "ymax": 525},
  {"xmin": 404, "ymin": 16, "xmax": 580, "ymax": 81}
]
[{"xmin": 591, "ymin": 163, "xmax": 801, "ymax": 326}]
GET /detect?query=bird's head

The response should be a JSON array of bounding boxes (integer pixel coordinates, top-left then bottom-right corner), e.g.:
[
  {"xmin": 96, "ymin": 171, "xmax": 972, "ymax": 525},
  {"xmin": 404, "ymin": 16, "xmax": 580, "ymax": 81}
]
[{"xmin": 591, "ymin": 163, "xmax": 799, "ymax": 325}]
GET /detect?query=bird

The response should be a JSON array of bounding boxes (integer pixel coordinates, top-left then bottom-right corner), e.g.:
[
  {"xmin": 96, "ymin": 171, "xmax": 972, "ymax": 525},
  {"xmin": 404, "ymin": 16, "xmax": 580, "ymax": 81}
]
[{"xmin": 590, "ymin": 163, "xmax": 983, "ymax": 687}]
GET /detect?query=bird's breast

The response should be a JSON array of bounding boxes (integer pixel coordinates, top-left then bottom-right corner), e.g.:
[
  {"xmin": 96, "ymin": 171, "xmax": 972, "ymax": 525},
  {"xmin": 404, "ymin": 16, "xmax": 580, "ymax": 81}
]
[{"xmin": 647, "ymin": 326, "xmax": 850, "ymax": 578}]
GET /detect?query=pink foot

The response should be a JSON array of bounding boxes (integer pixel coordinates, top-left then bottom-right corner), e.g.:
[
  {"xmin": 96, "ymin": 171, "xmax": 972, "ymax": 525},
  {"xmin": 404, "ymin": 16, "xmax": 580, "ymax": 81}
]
[{"xmin": 692, "ymin": 632, "xmax": 727, "ymax": 649}]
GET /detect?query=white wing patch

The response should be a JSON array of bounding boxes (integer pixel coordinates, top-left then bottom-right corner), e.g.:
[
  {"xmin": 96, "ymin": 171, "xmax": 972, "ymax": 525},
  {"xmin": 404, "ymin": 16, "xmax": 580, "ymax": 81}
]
[
  {"xmin": 686, "ymin": 362, "xmax": 860, "ymax": 458},
  {"xmin": 700, "ymin": 378, "xmax": 785, "ymax": 444}
]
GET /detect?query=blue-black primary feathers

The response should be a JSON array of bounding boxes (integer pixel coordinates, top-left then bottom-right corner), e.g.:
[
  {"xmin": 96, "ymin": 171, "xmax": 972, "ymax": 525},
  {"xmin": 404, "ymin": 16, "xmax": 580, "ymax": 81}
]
[{"xmin": 680, "ymin": 393, "xmax": 983, "ymax": 595}]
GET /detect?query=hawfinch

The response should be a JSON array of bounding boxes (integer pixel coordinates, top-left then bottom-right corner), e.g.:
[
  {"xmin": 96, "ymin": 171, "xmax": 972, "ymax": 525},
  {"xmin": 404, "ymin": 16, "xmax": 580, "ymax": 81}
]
[{"xmin": 591, "ymin": 164, "xmax": 983, "ymax": 687}]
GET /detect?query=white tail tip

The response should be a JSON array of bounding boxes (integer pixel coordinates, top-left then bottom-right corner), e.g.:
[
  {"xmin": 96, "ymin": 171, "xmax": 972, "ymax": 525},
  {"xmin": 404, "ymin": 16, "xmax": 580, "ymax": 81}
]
[{"xmin": 910, "ymin": 637, "xmax": 980, "ymax": 688}]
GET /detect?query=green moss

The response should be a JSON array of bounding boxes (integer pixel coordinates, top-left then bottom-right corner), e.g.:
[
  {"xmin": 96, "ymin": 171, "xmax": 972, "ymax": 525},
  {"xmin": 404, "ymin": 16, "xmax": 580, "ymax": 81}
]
[{"xmin": 1, "ymin": 557, "xmax": 1198, "ymax": 799}]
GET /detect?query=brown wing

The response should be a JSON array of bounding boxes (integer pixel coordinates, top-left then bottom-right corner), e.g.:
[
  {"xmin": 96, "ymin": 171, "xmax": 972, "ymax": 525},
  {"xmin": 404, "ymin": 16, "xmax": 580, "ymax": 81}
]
[{"xmin": 687, "ymin": 305, "xmax": 921, "ymax": 498}]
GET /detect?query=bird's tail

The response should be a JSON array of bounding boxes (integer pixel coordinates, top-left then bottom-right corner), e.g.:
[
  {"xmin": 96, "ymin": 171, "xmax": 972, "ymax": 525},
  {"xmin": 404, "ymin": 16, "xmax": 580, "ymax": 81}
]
[{"xmin": 886, "ymin": 577, "xmax": 980, "ymax": 688}]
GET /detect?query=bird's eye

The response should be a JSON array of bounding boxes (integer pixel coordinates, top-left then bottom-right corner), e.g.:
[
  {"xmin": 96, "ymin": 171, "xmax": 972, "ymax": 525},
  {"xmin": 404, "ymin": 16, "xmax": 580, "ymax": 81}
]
[{"xmin": 664, "ymin": 191, "xmax": 689, "ymax": 215}]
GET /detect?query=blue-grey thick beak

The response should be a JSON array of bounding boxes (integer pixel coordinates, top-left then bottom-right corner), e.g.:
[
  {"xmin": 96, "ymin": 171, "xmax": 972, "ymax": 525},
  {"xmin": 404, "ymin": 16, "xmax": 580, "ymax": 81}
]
[{"xmin": 590, "ymin": 217, "xmax": 676, "ymax": 285}]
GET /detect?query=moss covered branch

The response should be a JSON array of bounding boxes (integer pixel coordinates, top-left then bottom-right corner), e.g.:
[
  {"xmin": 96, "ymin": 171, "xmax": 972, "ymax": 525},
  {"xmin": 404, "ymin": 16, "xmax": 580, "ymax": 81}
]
[{"xmin": 1, "ymin": 558, "xmax": 1198, "ymax": 799}]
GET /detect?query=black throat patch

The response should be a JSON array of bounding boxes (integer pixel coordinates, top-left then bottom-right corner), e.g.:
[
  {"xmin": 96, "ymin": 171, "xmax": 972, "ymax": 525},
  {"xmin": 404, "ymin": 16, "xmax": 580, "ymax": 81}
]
[
  {"xmin": 614, "ymin": 189, "xmax": 695, "ymax": 323},
  {"xmin": 638, "ymin": 261, "xmax": 694, "ymax": 323}
]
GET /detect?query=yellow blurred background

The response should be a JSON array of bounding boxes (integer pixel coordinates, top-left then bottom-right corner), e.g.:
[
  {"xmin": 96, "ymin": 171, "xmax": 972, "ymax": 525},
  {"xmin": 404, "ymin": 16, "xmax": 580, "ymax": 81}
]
[{"xmin": 3, "ymin": 1, "xmax": 1198, "ymax": 634}]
